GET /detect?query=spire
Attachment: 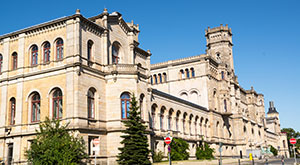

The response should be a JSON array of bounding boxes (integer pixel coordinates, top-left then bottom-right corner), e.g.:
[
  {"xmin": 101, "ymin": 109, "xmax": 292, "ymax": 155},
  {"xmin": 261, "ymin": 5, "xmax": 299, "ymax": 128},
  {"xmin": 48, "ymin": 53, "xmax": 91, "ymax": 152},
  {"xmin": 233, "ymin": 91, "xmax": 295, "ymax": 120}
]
[{"xmin": 267, "ymin": 101, "xmax": 278, "ymax": 114}]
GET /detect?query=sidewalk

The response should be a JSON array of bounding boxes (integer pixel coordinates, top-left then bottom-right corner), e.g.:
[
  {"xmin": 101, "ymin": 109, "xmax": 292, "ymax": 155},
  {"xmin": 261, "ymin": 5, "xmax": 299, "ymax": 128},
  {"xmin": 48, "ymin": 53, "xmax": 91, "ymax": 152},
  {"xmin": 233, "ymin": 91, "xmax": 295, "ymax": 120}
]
[{"xmin": 153, "ymin": 158, "xmax": 258, "ymax": 165}]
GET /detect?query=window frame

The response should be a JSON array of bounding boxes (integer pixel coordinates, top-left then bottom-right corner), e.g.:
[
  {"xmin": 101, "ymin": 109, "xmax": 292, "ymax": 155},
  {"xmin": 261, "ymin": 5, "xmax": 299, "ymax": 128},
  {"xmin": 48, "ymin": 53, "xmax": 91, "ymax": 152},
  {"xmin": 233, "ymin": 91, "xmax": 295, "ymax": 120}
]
[
  {"xmin": 56, "ymin": 39, "xmax": 64, "ymax": 60},
  {"xmin": 87, "ymin": 89, "xmax": 95, "ymax": 119},
  {"xmin": 160, "ymin": 110, "xmax": 164, "ymax": 130},
  {"xmin": 191, "ymin": 68, "xmax": 195, "ymax": 77},
  {"xmin": 43, "ymin": 42, "xmax": 51, "ymax": 63},
  {"xmin": 31, "ymin": 45, "xmax": 38, "ymax": 66},
  {"xmin": 12, "ymin": 52, "xmax": 18, "ymax": 70},
  {"xmin": 87, "ymin": 40, "xmax": 93, "ymax": 66},
  {"xmin": 121, "ymin": 93, "xmax": 130, "ymax": 119},
  {"xmin": 10, "ymin": 98, "xmax": 16, "ymax": 125},
  {"xmin": 112, "ymin": 44, "xmax": 120, "ymax": 64},
  {"xmin": 53, "ymin": 90, "xmax": 63, "ymax": 119},
  {"xmin": 31, "ymin": 93, "xmax": 41, "ymax": 123},
  {"xmin": 185, "ymin": 69, "xmax": 190, "ymax": 78},
  {"xmin": 163, "ymin": 73, "xmax": 167, "ymax": 83}
]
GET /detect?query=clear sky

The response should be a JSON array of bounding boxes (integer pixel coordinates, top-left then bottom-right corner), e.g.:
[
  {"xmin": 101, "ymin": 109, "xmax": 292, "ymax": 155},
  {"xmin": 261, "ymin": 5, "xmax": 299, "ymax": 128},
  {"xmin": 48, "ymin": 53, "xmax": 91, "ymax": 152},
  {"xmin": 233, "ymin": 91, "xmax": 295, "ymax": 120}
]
[{"xmin": 0, "ymin": 0, "xmax": 299, "ymax": 131}]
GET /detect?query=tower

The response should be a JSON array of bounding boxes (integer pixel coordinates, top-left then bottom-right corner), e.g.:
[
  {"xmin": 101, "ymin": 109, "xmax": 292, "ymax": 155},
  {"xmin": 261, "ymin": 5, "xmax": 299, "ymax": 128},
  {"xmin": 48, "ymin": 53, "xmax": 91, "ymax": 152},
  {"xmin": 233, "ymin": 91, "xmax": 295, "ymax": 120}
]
[
  {"xmin": 205, "ymin": 24, "xmax": 234, "ymax": 73},
  {"xmin": 266, "ymin": 101, "xmax": 281, "ymax": 133}
]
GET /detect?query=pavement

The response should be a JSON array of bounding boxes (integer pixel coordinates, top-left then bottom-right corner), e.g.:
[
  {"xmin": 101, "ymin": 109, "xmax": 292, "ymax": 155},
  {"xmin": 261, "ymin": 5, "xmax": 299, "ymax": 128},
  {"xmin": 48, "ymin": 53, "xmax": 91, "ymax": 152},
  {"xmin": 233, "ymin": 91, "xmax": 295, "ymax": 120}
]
[{"xmin": 153, "ymin": 158, "xmax": 300, "ymax": 165}]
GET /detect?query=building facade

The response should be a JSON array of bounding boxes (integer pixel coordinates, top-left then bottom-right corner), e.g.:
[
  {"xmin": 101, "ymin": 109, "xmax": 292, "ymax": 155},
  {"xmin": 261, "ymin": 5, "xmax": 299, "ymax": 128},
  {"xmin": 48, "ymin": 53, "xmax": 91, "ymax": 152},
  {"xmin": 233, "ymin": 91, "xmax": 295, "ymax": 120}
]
[{"xmin": 0, "ymin": 9, "xmax": 288, "ymax": 164}]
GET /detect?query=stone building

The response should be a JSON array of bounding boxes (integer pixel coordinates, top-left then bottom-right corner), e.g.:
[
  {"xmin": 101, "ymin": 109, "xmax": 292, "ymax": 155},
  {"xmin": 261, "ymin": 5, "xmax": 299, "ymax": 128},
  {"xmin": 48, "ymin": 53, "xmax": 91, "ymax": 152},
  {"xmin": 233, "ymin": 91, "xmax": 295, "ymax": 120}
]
[{"xmin": 0, "ymin": 9, "xmax": 289, "ymax": 164}]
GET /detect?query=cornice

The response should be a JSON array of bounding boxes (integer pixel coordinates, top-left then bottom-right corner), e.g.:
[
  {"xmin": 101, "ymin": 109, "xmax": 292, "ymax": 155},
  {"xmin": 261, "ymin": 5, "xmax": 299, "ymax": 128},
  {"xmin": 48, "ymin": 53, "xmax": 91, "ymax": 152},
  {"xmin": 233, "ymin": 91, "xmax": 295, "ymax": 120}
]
[
  {"xmin": 151, "ymin": 54, "xmax": 205, "ymax": 70},
  {"xmin": 135, "ymin": 47, "xmax": 151, "ymax": 58},
  {"xmin": 0, "ymin": 15, "xmax": 79, "ymax": 40},
  {"xmin": 80, "ymin": 16, "xmax": 105, "ymax": 37}
]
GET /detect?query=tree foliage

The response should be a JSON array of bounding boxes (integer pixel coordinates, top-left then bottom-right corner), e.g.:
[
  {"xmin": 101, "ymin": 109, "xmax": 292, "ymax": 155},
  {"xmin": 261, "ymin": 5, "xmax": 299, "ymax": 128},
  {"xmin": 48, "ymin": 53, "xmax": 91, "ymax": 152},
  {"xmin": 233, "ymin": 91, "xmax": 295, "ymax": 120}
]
[
  {"xmin": 117, "ymin": 93, "xmax": 151, "ymax": 165},
  {"xmin": 170, "ymin": 138, "xmax": 189, "ymax": 160},
  {"xmin": 196, "ymin": 142, "xmax": 214, "ymax": 160},
  {"xmin": 281, "ymin": 128, "xmax": 300, "ymax": 156},
  {"xmin": 269, "ymin": 145, "xmax": 278, "ymax": 156},
  {"xmin": 25, "ymin": 117, "xmax": 88, "ymax": 165}
]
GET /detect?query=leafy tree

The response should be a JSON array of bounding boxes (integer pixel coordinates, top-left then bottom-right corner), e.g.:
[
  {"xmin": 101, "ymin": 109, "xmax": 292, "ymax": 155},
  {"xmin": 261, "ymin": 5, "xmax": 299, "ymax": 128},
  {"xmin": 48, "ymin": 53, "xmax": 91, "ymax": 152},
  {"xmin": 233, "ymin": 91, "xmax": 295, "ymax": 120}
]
[
  {"xmin": 281, "ymin": 128, "xmax": 300, "ymax": 156},
  {"xmin": 25, "ymin": 117, "xmax": 88, "ymax": 165},
  {"xmin": 196, "ymin": 142, "xmax": 215, "ymax": 160},
  {"xmin": 170, "ymin": 138, "xmax": 189, "ymax": 160},
  {"xmin": 270, "ymin": 145, "xmax": 278, "ymax": 156},
  {"xmin": 117, "ymin": 93, "xmax": 151, "ymax": 165}
]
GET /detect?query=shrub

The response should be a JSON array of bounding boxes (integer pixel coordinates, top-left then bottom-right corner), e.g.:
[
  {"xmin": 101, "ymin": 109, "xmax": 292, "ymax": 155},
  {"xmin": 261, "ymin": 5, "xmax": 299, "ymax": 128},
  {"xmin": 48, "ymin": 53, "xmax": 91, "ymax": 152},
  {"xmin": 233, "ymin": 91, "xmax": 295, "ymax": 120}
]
[
  {"xmin": 153, "ymin": 151, "xmax": 164, "ymax": 162},
  {"xmin": 170, "ymin": 138, "xmax": 189, "ymax": 160},
  {"xmin": 196, "ymin": 142, "xmax": 214, "ymax": 160},
  {"xmin": 270, "ymin": 145, "xmax": 278, "ymax": 156}
]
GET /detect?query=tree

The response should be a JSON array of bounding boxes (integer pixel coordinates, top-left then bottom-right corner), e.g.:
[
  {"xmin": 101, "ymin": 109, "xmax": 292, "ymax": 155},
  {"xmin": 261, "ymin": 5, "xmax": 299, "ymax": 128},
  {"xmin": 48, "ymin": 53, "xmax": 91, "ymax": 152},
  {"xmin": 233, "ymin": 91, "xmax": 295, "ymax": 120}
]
[
  {"xmin": 196, "ymin": 142, "xmax": 214, "ymax": 160},
  {"xmin": 270, "ymin": 145, "xmax": 278, "ymax": 156},
  {"xmin": 281, "ymin": 128, "xmax": 300, "ymax": 156},
  {"xmin": 117, "ymin": 93, "xmax": 151, "ymax": 165},
  {"xmin": 25, "ymin": 117, "xmax": 88, "ymax": 164},
  {"xmin": 170, "ymin": 138, "xmax": 189, "ymax": 160}
]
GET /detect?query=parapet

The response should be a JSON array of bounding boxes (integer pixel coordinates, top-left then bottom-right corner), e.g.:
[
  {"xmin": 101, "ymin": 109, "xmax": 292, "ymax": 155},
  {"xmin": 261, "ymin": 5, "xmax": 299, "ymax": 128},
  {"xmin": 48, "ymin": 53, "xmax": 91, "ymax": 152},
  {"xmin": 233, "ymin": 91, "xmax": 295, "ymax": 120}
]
[{"xmin": 205, "ymin": 24, "xmax": 232, "ymax": 36}]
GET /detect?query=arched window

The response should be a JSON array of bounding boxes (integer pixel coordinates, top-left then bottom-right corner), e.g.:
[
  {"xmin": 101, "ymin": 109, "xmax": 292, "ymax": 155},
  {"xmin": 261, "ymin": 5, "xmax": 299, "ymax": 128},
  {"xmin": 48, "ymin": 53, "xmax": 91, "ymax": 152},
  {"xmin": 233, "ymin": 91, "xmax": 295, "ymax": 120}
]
[
  {"xmin": 154, "ymin": 74, "xmax": 157, "ymax": 84},
  {"xmin": 216, "ymin": 121, "xmax": 219, "ymax": 136},
  {"xmin": 53, "ymin": 89, "xmax": 63, "ymax": 119},
  {"xmin": 31, "ymin": 93, "xmax": 40, "ymax": 122},
  {"xmin": 189, "ymin": 115, "xmax": 193, "ymax": 135},
  {"xmin": 158, "ymin": 74, "xmax": 162, "ymax": 83},
  {"xmin": 176, "ymin": 111, "xmax": 180, "ymax": 131},
  {"xmin": 43, "ymin": 42, "xmax": 51, "ymax": 63},
  {"xmin": 191, "ymin": 68, "xmax": 195, "ymax": 77},
  {"xmin": 183, "ymin": 113, "xmax": 187, "ymax": 133},
  {"xmin": 10, "ymin": 98, "xmax": 16, "ymax": 125},
  {"xmin": 180, "ymin": 92, "xmax": 188, "ymax": 100},
  {"xmin": 31, "ymin": 45, "xmax": 38, "ymax": 66},
  {"xmin": 139, "ymin": 94, "xmax": 144, "ymax": 118},
  {"xmin": 151, "ymin": 105, "xmax": 157, "ymax": 129},
  {"xmin": 56, "ymin": 38, "xmax": 64, "ymax": 60},
  {"xmin": 121, "ymin": 92, "xmax": 130, "ymax": 119},
  {"xmin": 180, "ymin": 69, "xmax": 185, "ymax": 79},
  {"xmin": 160, "ymin": 108, "xmax": 165, "ymax": 130},
  {"xmin": 87, "ymin": 88, "xmax": 96, "ymax": 119},
  {"xmin": 12, "ymin": 52, "xmax": 18, "ymax": 70},
  {"xmin": 224, "ymin": 99, "xmax": 227, "ymax": 112},
  {"xmin": 163, "ymin": 73, "xmax": 167, "ymax": 83},
  {"xmin": 185, "ymin": 69, "xmax": 190, "ymax": 78},
  {"xmin": 168, "ymin": 110, "xmax": 173, "ymax": 130},
  {"xmin": 0, "ymin": 54, "xmax": 3, "ymax": 73},
  {"xmin": 221, "ymin": 71, "xmax": 225, "ymax": 80},
  {"xmin": 112, "ymin": 42, "xmax": 120, "ymax": 64},
  {"xmin": 87, "ymin": 40, "xmax": 93, "ymax": 66}
]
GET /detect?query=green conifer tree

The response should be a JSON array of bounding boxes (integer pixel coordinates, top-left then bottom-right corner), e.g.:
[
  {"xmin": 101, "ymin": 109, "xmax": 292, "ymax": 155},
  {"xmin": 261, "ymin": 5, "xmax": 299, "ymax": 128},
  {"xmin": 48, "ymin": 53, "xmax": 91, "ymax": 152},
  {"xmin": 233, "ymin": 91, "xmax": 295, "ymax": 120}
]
[{"xmin": 117, "ymin": 93, "xmax": 151, "ymax": 165}]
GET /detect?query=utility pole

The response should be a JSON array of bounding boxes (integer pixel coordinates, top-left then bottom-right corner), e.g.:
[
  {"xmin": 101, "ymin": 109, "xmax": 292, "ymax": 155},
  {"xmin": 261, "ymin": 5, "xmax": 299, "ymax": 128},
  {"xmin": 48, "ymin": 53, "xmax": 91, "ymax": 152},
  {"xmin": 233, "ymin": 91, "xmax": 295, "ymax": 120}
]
[{"xmin": 293, "ymin": 144, "xmax": 297, "ymax": 165}]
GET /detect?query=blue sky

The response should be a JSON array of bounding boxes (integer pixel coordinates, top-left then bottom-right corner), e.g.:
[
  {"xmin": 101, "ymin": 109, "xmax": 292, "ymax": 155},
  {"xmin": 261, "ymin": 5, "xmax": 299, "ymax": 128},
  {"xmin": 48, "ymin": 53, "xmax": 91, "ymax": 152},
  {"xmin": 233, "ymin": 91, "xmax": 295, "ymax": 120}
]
[{"xmin": 0, "ymin": 0, "xmax": 299, "ymax": 131}]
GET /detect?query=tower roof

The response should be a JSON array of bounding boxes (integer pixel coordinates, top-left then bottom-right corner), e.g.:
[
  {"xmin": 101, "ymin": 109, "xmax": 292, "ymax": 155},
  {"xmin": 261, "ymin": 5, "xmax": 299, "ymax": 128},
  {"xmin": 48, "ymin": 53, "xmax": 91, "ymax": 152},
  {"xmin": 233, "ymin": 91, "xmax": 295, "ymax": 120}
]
[{"xmin": 267, "ymin": 101, "xmax": 278, "ymax": 114}]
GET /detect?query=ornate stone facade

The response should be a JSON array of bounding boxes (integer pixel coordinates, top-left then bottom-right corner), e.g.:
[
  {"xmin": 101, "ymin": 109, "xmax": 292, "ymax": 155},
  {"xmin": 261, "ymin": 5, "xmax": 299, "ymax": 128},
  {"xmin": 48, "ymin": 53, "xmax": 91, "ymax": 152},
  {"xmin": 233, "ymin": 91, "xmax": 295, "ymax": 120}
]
[{"xmin": 0, "ymin": 9, "xmax": 289, "ymax": 164}]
